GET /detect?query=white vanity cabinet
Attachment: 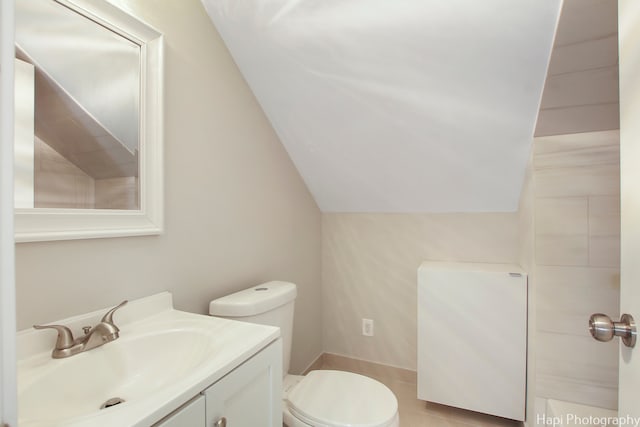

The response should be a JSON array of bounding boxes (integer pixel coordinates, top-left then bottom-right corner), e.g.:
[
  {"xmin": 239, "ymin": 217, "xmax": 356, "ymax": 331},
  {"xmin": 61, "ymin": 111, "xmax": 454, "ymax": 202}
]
[
  {"xmin": 17, "ymin": 294, "xmax": 283, "ymax": 427},
  {"xmin": 204, "ymin": 338, "xmax": 282, "ymax": 426},
  {"xmin": 154, "ymin": 396, "xmax": 205, "ymax": 427},
  {"xmin": 155, "ymin": 339, "xmax": 282, "ymax": 427}
]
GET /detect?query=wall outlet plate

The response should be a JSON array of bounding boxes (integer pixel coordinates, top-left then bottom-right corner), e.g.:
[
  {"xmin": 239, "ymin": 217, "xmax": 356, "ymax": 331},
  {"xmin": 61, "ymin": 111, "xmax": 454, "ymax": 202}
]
[{"xmin": 362, "ymin": 318, "xmax": 374, "ymax": 337}]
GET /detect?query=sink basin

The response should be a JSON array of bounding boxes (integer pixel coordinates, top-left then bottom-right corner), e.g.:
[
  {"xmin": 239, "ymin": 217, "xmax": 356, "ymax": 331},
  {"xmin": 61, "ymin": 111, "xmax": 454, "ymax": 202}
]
[
  {"xmin": 19, "ymin": 328, "xmax": 213, "ymax": 425},
  {"xmin": 17, "ymin": 293, "xmax": 281, "ymax": 427}
]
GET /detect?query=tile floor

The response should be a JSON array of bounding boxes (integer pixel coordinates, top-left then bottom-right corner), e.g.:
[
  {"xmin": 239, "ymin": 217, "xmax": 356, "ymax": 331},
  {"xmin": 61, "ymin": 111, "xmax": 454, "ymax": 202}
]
[{"xmin": 312, "ymin": 353, "xmax": 522, "ymax": 427}]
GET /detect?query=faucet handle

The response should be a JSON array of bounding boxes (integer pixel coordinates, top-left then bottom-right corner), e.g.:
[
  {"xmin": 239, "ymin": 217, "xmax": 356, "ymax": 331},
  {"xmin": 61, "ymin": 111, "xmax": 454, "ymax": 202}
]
[
  {"xmin": 101, "ymin": 300, "xmax": 128, "ymax": 324},
  {"xmin": 33, "ymin": 324, "xmax": 74, "ymax": 349}
]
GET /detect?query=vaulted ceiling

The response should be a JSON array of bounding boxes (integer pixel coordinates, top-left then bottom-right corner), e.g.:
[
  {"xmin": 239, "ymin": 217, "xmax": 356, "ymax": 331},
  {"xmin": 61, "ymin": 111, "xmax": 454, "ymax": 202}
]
[{"xmin": 202, "ymin": 0, "xmax": 563, "ymax": 212}]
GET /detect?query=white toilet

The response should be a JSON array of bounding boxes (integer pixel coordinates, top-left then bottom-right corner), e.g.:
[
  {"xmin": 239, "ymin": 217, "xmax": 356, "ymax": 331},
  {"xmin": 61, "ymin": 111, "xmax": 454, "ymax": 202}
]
[{"xmin": 209, "ymin": 281, "xmax": 400, "ymax": 427}]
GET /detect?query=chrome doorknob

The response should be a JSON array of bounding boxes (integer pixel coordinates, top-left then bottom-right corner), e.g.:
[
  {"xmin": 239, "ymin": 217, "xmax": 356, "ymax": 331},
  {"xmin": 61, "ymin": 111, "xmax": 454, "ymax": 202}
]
[{"xmin": 589, "ymin": 313, "xmax": 636, "ymax": 348}]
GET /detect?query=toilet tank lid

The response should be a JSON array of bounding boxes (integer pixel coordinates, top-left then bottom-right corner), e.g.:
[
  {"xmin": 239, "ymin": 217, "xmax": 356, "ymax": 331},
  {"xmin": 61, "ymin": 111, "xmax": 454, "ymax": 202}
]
[{"xmin": 209, "ymin": 281, "xmax": 297, "ymax": 317}]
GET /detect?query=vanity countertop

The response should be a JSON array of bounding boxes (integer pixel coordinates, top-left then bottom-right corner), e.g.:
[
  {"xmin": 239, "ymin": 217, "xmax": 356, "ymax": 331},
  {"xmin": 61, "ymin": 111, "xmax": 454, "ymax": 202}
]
[{"xmin": 17, "ymin": 292, "xmax": 280, "ymax": 427}]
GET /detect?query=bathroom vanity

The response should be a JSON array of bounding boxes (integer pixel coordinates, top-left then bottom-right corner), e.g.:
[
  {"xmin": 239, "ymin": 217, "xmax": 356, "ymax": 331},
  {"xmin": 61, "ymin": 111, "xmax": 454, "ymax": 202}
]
[
  {"xmin": 17, "ymin": 293, "xmax": 283, "ymax": 427},
  {"xmin": 155, "ymin": 340, "xmax": 281, "ymax": 427}
]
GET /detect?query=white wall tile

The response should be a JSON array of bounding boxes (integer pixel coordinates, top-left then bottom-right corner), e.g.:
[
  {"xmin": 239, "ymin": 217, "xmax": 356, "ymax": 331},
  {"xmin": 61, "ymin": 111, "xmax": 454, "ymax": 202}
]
[
  {"xmin": 589, "ymin": 196, "xmax": 620, "ymax": 237},
  {"xmin": 34, "ymin": 138, "xmax": 95, "ymax": 209},
  {"xmin": 539, "ymin": 67, "xmax": 619, "ymax": 110},
  {"xmin": 552, "ymin": 0, "xmax": 618, "ymax": 47},
  {"xmin": 536, "ymin": 266, "xmax": 619, "ymax": 318},
  {"xmin": 547, "ymin": 36, "xmax": 618, "ymax": 76},
  {"xmin": 536, "ymin": 333, "xmax": 618, "ymax": 386},
  {"xmin": 589, "ymin": 236, "xmax": 620, "ymax": 267},
  {"xmin": 537, "ymin": 353, "xmax": 618, "ymax": 390},
  {"xmin": 536, "ymin": 235, "xmax": 589, "ymax": 266},
  {"xmin": 95, "ymin": 177, "xmax": 138, "ymax": 209},
  {"xmin": 535, "ymin": 197, "xmax": 588, "ymax": 235},
  {"xmin": 535, "ymin": 164, "xmax": 620, "ymax": 197},
  {"xmin": 537, "ymin": 374, "xmax": 618, "ymax": 410},
  {"xmin": 533, "ymin": 131, "xmax": 619, "ymax": 169},
  {"xmin": 537, "ymin": 311, "xmax": 616, "ymax": 336},
  {"xmin": 535, "ymin": 130, "xmax": 619, "ymax": 154},
  {"xmin": 532, "ymin": 130, "xmax": 620, "ymax": 409},
  {"xmin": 534, "ymin": 103, "xmax": 619, "ymax": 137}
]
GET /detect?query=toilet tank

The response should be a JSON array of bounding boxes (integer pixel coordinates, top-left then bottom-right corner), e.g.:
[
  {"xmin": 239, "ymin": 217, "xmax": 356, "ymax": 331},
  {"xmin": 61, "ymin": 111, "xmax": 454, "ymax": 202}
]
[{"xmin": 209, "ymin": 281, "xmax": 297, "ymax": 376}]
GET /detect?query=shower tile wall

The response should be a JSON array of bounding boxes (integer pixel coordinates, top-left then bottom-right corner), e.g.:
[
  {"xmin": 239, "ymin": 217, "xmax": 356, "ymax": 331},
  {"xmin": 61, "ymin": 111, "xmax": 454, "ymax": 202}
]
[
  {"xmin": 34, "ymin": 136, "xmax": 95, "ymax": 208},
  {"xmin": 533, "ymin": 130, "xmax": 620, "ymax": 409},
  {"xmin": 34, "ymin": 137, "xmax": 138, "ymax": 209}
]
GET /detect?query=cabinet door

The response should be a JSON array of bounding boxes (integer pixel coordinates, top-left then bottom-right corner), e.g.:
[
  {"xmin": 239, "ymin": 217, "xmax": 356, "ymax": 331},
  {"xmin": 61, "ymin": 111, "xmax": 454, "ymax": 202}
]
[
  {"xmin": 204, "ymin": 339, "xmax": 282, "ymax": 427},
  {"xmin": 417, "ymin": 264, "xmax": 527, "ymax": 421},
  {"xmin": 154, "ymin": 395, "xmax": 205, "ymax": 427}
]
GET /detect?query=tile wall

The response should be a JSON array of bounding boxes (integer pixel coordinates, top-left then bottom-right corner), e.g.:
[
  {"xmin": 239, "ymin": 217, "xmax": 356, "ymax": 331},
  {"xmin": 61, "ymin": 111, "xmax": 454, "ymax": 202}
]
[
  {"xmin": 534, "ymin": 0, "xmax": 618, "ymax": 137},
  {"xmin": 533, "ymin": 130, "xmax": 620, "ymax": 409},
  {"xmin": 34, "ymin": 136, "xmax": 95, "ymax": 209},
  {"xmin": 322, "ymin": 212, "xmax": 520, "ymax": 370},
  {"xmin": 33, "ymin": 137, "xmax": 138, "ymax": 209},
  {"xmin": 95, "ymin": 177, "xmax": 139, "ymax": 210}
]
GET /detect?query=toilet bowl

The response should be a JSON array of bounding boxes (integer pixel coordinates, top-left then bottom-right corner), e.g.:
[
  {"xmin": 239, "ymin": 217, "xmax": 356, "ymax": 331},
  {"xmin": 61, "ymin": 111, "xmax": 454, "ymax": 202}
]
[
  {"xmin": 283, "ymin": 371, "xmax": 399, "ymax": 427},
  {"xmin": 209, "ymin": 281, "xmax": 400, "ymax": 427}
]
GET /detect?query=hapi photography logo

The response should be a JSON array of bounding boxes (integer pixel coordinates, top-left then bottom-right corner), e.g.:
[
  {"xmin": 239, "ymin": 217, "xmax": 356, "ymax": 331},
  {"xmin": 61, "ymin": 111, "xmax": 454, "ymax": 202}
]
[{"xmin": 537, "ymin": 413, "xmax": 640, "ymax": 427}]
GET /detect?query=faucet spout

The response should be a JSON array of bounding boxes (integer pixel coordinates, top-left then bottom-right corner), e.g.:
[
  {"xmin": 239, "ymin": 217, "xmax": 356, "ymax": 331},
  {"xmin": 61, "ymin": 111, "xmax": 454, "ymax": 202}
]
[
  {"xmin": 33, "ymin": 300, "xmax": 128, "ymax": 359},
  {"xmin": 81, "ymin": 322, "xmax": 121, "ymax": 352}
]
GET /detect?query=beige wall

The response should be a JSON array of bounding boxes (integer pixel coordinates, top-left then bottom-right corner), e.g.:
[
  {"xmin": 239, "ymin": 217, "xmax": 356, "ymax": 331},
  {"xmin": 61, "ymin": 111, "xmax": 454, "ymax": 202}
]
[
  {"xmin": 15, "ymin": 0, "xmax": 322, "ymax": 374},
  {"xmin": 322, "ymin": 212, "xmax": 519, "ymax": 370},
  {"xmin": 533, "ymin": 130, "xmax": 620, "ymax": 409}
]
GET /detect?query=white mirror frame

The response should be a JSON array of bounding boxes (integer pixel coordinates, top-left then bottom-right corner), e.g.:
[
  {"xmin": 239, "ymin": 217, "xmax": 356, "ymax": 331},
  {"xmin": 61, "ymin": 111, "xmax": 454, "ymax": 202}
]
[{"xmin": 15, "ymin": 0, "xmax": 163, "ymax": 243}]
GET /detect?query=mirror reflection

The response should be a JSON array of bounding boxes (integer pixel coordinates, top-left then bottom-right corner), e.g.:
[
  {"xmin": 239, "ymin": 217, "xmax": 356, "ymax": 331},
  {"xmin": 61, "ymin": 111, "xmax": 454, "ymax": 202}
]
[{"xmin": 15, "ymin": 0, "xmax": 141, "ymax": 210}]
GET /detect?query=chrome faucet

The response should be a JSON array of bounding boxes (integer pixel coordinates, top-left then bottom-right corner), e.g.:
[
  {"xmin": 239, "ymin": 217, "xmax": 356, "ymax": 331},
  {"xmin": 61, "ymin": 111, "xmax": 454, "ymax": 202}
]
[{"xmin": 34, "ymin": 300, "xmax": 128, "ymax": 359}]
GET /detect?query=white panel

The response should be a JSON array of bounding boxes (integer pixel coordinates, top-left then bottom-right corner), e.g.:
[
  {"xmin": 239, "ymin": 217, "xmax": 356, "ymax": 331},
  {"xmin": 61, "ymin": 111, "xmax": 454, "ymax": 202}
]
[
  {"xmin": 204, "ymin": 340, "xmax": 282, "ymax": 427},
  {"xmin": 0, "ymin": 0, "xmax": 17, "ymax": 425},
  {"xmin": 417, "ymin": 262, "xmax": 527, "ymax": 421},
  {"xmin": 618, "ymin": 0, "xmax": 640, "ymax": 419},
  {"xmin": 201, "ymin": 0, "xmax": 562, "ymax": 213},
  {"xmin": 154, "ymin": 395, "xmax": 205, "ymax": 427},
  {"xmin": 14, "ymin": 59, "xmax": 34, "ymax": 209}
]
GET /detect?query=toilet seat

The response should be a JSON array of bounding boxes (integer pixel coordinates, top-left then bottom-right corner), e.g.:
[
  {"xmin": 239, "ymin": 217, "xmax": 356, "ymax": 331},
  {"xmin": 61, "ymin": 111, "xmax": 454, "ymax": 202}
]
[{"xmin": 285, "ymin": 370, "xmax": 398, "ymax": 427}]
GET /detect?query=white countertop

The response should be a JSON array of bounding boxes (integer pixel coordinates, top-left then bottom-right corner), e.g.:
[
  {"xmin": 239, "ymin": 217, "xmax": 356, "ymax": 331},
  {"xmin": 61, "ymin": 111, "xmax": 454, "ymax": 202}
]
[{"xmin": 17, "ymin": 292, "xmax": 280, "ymax": 427}]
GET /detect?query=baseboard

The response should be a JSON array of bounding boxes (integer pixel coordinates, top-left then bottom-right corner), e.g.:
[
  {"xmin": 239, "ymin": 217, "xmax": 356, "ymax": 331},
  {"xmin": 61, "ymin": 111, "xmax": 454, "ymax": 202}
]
[
  {"xmin": 301, "ymin": 352, "xmax": 325, "ymax": 375},
  {"xmin": 312, "ymin": 352, "xmax": 417, "ymax": 384}
]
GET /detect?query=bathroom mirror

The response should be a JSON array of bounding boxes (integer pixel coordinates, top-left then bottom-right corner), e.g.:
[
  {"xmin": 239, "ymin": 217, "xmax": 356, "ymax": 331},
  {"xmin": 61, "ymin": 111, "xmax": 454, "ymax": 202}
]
[{"xmin": 14, "ymin": 0, "xmax": 163, "ymax": 242}]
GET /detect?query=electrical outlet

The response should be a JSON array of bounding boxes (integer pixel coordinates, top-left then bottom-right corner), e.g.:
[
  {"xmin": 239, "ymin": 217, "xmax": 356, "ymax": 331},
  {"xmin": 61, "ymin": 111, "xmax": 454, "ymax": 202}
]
[{"xmin": 362, "ymin": 318, "xmax": 374, "ymax": 337}]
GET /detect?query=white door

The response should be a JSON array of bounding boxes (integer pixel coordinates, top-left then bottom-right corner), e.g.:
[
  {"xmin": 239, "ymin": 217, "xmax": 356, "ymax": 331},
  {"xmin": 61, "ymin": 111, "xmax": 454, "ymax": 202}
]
[
  {"xmin": 0, "ymin": 0, "xmax": 17, "ymax": 426},
  {"xmin": 618, "ymin": 0, "xmax": 640, "ymax": 419}
]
